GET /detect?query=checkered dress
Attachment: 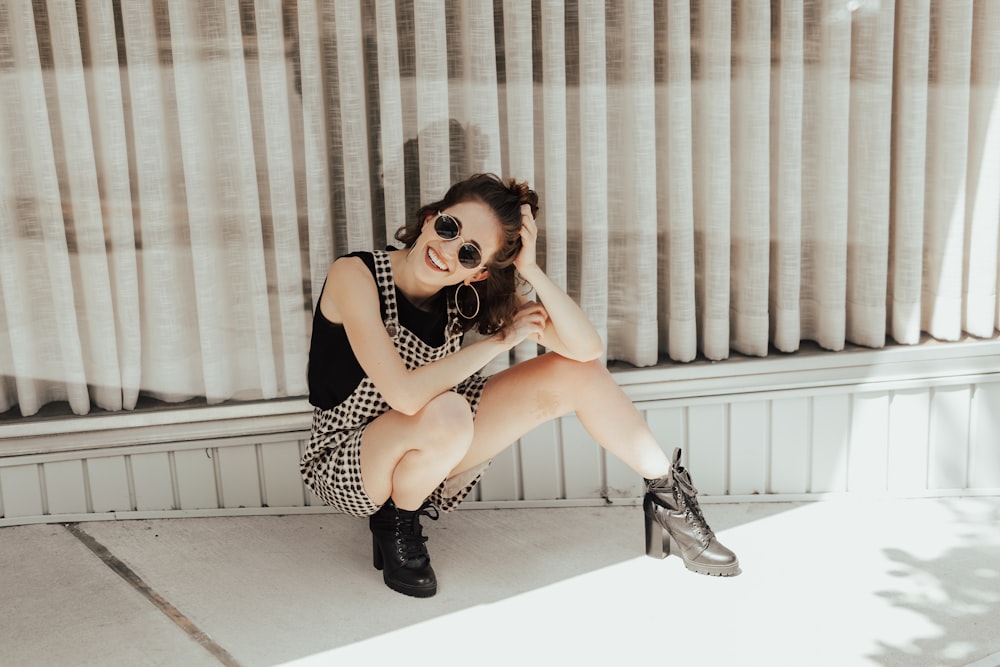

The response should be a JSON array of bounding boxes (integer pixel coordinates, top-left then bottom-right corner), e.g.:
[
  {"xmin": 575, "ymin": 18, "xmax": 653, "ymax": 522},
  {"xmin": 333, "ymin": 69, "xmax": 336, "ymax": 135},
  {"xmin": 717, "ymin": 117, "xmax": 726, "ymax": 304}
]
[{"xmin": 300, "ymin": 250, "xmax": 489, "ymax": 517}]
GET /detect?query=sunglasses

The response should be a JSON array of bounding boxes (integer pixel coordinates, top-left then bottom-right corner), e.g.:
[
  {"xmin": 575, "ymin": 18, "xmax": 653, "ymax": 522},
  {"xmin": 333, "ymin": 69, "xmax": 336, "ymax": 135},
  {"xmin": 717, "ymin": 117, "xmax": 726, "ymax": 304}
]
[{"xmin": 434, "ymin": 213, "xmax": 482, "ymax": 269}]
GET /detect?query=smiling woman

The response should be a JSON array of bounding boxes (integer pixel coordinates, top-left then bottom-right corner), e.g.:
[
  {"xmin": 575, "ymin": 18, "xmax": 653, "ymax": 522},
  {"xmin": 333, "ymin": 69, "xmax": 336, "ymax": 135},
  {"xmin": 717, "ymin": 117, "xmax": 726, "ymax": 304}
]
[{"xmin": 301, "ymin": 172, "xmax": 739, "ymax": 598}]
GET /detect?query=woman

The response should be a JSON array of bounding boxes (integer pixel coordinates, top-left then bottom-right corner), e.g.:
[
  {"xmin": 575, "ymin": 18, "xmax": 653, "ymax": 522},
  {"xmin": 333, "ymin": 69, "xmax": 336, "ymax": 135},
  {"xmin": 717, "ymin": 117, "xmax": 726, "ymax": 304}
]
[{"xmin": 302, "ymin": 173, "xmax": 739, "ymax": 598}]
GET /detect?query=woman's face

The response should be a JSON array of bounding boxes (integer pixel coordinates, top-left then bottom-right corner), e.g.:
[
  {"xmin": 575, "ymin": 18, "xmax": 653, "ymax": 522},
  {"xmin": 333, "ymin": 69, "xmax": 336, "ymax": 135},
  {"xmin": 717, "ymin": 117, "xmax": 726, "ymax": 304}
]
[{"xmin": 417, "ymin": 200, "xmax": 502, "ymax": 283}]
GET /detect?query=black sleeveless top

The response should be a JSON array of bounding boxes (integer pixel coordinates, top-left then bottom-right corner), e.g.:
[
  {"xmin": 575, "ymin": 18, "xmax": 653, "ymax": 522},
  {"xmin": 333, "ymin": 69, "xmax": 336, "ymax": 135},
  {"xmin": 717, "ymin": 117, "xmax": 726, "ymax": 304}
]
[{"xmin": 307, "ymin": 250, "xmax": 449, "ymax": 410}]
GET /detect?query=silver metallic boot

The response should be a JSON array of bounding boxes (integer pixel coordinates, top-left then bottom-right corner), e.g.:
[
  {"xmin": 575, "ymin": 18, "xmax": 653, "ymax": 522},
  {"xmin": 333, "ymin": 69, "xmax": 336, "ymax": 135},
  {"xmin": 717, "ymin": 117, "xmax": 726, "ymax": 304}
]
[{"xmin": 644, "ymin": 448, "xmax": 740, "ymax": 576}]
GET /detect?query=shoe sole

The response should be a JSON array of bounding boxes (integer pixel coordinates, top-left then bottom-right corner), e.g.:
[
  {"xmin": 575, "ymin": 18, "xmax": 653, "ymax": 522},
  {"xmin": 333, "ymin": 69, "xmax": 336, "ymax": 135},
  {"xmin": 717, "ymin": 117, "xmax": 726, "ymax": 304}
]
[
  {"xmin": 383, "ymin": 575, "xmax": 437, "ymax": 598},
  {"xmin": 683, "ymin": 561, "xmax": 742, "ymax": 577},
  {"xmin": 669, "ymin": 536, "xmax": 741, "ymax": 577}
]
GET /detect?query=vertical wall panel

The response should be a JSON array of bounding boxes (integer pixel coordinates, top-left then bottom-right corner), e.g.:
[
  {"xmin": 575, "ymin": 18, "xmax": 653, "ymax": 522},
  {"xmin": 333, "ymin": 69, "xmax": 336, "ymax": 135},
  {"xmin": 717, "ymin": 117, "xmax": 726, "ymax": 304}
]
[
  {"xmin": 218, "ymin": 445, "xmax": 262, "ymax": 509},
  {"xmin": 605, "ymin": 442, "xmax": 643, "ymax": 498},
  {"xmin": 86, "ymin": 456, "xmax": 131, "ymax": 513},
  {"xmin": 0, "ymin": 465, "xmax": 44, "ymax": 518},
  {"xmin": 478, "ymin": 444, "xmax": 520, "ymax": 502},
  {"xmin": 848, "ymin": 392, "xmax": 890, "ymax": 491},
  {"xmin": 561, "ymin": 415, "xmax": 603, "ymax": 499},
  {"xmin": 646, "ymin": 406, "xmax": 686, "ymax": 455},
  {"xmin": 887, "ymin": 389, "xmax": 930, "ymax": 492},
  {"xmin": 174, "ymin": 449, "xmax": 220, "ymax": 510},
  {"xmin": 688, "ymin": 404, "xmax": 728, "ymax": 495},
  {"xmin": 770, "ymin": 397, "xmax": 810, "ymax": 493},
  {"xmin": 970, "ymin": 382, "xmax": 1000, "ymax": 487},
  {"xmin": 520, "ymin": 422, "xmax": 562, "ymax": 500},
  {"xmin": 260, "ymin": 440, "xmax": 306, "ymax": 507},
  {"xmin": 131, "ymin": 452, "xmax": 175, "ymax": 511},
  {"xmin": 729, "ymin": 400, "xmax": 768, "ymax": 495},
  {"xmin": 811, "ymin": 394, "xmax": 849, "ymax": 492},
  {"xmin": 928, "ymin": 385, "xmax": 971, "ymax": 489},
  {"xmin": 43, "ymin": 460, "xmax": 88, "ymax": 515}
]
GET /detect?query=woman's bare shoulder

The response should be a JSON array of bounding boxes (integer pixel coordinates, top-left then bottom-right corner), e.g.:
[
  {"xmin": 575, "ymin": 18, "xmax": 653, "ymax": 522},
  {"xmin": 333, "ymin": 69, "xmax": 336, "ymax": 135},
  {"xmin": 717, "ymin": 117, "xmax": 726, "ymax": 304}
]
[{"xmin": 321, "ymin": 255, "xmax": 377, "ymax": 323}]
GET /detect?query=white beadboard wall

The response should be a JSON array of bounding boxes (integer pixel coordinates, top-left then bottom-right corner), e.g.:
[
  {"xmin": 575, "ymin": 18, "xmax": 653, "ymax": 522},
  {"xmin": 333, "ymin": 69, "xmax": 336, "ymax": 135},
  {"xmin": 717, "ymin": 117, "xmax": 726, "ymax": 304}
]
[{"xmin": 2, "ymin": 338, "xmax": 999, "ymax": 527}]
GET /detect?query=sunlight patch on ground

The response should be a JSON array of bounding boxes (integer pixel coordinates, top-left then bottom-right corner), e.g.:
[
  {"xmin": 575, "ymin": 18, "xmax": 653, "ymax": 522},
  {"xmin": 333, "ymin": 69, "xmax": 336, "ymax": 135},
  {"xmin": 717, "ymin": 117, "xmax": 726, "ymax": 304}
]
[{"xmin": 277, "ymin": 498, "xmax": 1000, "ymax": 667}]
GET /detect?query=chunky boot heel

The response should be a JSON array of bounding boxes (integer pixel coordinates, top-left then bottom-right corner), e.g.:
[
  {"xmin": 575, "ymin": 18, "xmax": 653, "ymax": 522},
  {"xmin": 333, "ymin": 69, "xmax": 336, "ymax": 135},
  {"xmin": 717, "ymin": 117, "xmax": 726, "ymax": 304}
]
[
  {"xmin": 643, "ymin": 497, "xmax": 669, "ymax": 559},
  {"xmin": 644, "ymin": 448, "xmax": 741, "ymax": 577},
  {"xmin": 372, "ymin": 535, "xmax": 384, "ymax": 570},
  {"xmin": 368, "ymin": 499, "xmax": 439, "ymax": 597}
]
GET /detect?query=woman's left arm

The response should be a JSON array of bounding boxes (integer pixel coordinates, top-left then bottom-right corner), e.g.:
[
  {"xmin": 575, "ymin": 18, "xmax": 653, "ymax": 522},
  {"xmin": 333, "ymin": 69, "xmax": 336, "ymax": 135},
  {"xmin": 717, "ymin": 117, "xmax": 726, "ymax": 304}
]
[{"xmin": 515, "ymin": 205, "xmax": 604, "ymax": 362}]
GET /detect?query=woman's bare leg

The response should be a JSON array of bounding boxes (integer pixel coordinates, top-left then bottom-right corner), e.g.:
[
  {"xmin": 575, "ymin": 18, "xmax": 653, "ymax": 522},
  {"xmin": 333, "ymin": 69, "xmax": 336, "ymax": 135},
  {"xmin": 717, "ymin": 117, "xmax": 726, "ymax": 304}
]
[
  {"xmin": 360, "ymin": 391, "xmax": 475, "ymax": 510},
  {"xmin": 452, "ymin": 353, "xmax": 671, "ymax": 479}
]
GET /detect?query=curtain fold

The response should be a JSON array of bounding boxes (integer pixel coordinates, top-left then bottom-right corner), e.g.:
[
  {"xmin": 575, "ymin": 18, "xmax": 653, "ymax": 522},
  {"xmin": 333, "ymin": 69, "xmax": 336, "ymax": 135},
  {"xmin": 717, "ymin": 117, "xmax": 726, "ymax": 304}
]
[
  {"xmin": 332, "ymin": 0, "xmax": 374, "ymax": 254},
  {"xmin": 730, "ymin": 0, "xmax": 771, "ymax": 358},
  {"xmin": 413, "ymin": 0, "xmax": 450, "ymax": 207},
  {"xmin": 120, "ymin": 1, "xmax": 200, "ymax": 402},
  {"xmin": 2, "ymin": 0, "xmax": 91, "ymax": 415},
  {"xmin": 49, "ymin": 0, "xmax": 123, "ymax": 411},
  {"xmin": 692, "ymin": 0, "xmax": 732, "ymax": 361},
  {"xmin": 83, "ymin": 0, "xmax": 142, "ymax": 409},
  {"xmin": 0, "ymin": 0, "xmax": 997, "ymax": 419},
  {"xmin": 801, "ymin": 0, "xmax": 851, "ymax": 352},
  {"xmin": 253, "ymin": 0, "xmax": 308, "ymax": 397},
  {"xmin": 966, "ymin": 1, "xmax": 1000, "ymax": 337},
  {"xmin": 657, "ymin": 0, "xmax": 697, "ymax": 363},
  {"xmin": 889, "ymin": 0, "xmax": 930, "ymax": 345},
  {"xmin": 922, "ymin": 1, "xmax": 974, "ymax": 342},
  {"xmin": 769, "ymin": 0, "xmax": 804, "ymax": 354},
  {"xmin": 845, "ymin": 0, "xmax": 894, "ymax": 349},
  {"xmin": 540, "ymin": 0, "xmax": 568, "ymax": 296},
  {"xmin": 603, "ymin": 0, "xmax": 657, "ymax": 366},
  {"xmin": 576, "ymin": 0, "xmax": 609, "ymax": 353}
]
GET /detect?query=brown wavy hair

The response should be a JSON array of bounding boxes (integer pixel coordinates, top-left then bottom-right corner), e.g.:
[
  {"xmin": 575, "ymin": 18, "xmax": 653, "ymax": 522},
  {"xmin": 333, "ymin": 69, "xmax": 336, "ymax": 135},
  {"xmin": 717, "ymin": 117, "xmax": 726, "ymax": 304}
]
[{"xmin": 394, "ymin": 173, "xmax": 539, "ymax": 336}]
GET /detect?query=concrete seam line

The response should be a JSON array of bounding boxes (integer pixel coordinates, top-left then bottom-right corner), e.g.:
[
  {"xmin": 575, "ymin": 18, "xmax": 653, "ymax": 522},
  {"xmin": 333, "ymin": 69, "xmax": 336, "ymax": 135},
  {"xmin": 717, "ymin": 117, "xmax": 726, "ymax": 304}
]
[{"xmin": 63, "ymin": 522, "xmax": 242, "ymax": 667}]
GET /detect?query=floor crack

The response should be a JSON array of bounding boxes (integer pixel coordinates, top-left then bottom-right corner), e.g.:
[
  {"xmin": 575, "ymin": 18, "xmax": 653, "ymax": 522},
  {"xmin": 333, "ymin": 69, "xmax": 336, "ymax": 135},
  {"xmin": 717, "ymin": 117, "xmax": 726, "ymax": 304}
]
[{"xmin": 64, "ymin": 522, "xmax": 242, "ymax": 667}]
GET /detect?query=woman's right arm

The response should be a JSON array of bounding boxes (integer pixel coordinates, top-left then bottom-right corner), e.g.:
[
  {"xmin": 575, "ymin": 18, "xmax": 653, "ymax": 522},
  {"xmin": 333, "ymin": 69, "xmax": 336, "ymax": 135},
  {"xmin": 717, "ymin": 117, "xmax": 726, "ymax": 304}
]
[{"xmin": 326, "ymin": 257, "xmax": 543, "ymax": 416}]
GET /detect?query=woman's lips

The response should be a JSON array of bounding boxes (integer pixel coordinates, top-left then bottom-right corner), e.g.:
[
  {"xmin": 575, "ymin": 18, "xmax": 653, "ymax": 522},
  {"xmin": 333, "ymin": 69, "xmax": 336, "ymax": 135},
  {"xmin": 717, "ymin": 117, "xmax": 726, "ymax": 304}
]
[{"xmin": 426, "ymin": 246, "xmax": 449, "ymax": 272}]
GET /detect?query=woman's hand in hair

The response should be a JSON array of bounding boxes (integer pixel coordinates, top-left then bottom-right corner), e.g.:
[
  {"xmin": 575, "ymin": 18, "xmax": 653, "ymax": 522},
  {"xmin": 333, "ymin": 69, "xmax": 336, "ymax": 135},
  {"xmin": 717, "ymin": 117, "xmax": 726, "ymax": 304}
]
[
  {"xmin": 513, "ymin": 203, "xmax": 539, "ymax": 278},
  {"xmin": 502, "ymin": 202, "xmax": 604, "ymax": 362}
]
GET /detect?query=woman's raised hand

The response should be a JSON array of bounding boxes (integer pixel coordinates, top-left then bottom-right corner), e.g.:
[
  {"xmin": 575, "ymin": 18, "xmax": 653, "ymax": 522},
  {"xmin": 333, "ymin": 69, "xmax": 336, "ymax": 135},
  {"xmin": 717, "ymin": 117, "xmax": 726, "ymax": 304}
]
[
  {"xmin": 498, "ymin": 300, "xmax": 548, "ymax": 349},
  {"xmin": 513, "ymin": 203, "xmax": 539, "ymax": 276}
]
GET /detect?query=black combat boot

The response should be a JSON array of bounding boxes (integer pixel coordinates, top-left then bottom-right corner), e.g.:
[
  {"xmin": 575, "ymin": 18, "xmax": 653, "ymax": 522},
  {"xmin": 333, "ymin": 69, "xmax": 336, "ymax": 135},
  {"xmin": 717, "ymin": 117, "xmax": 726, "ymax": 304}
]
[{"xmin": 369, "ymin": 499, "xmax": 440, "ymax": 597}]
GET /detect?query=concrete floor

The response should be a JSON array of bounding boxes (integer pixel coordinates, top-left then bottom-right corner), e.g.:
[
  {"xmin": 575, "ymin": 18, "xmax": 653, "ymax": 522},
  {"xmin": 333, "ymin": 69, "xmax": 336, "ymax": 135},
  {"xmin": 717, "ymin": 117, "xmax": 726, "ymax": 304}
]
[{"xmin": 2, "ymin": 497, "xmax": 999, "ymax": 667}]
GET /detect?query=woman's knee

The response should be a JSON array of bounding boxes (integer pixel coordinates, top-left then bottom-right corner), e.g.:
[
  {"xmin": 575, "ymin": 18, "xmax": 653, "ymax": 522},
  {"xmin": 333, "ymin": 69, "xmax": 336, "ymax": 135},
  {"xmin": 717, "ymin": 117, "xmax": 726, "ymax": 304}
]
[{"xmin": 416, "ymin": 391, "xmax": 474, "ymax": 454}]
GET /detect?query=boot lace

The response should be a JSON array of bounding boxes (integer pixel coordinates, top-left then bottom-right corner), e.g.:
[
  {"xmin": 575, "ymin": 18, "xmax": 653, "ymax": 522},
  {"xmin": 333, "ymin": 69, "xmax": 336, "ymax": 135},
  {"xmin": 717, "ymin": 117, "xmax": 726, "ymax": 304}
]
[
  {"xmin": 672, "ymin": 465, "xmax": 715, "ymax": 544},
  {"xmin": 396, "ymin": 503, "xmax": 439, "ymax": 565}
]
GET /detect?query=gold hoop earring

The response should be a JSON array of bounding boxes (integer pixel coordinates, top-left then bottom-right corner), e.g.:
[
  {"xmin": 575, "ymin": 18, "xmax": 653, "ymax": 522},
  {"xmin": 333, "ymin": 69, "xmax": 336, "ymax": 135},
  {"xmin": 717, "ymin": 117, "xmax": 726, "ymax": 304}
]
[{"xmin": 455, "ymin": 281, "xmax": 480, "ymax": 320}]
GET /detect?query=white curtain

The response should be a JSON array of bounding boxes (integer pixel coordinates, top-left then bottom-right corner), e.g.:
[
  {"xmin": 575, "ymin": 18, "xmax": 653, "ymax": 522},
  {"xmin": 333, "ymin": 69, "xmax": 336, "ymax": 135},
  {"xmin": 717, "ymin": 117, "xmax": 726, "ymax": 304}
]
[{"xmin": 0, "ymin": 0, "xmax": 997, "ymax": 418}]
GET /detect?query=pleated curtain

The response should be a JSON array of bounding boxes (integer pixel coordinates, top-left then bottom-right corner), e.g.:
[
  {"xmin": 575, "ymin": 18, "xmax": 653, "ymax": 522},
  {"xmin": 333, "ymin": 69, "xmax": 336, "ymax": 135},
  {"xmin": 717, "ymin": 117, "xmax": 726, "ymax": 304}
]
[{"xmin": 0, "ymin": 0, "xmax": 997, "ymax": 418}]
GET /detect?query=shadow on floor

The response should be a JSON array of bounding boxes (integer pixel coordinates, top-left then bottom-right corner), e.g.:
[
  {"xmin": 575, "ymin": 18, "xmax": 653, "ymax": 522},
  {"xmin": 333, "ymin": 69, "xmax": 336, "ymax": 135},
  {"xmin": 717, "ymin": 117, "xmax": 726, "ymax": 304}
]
[{"xmin": 867, "ymin": 497, "xmax": 1000, "ymax": 667}]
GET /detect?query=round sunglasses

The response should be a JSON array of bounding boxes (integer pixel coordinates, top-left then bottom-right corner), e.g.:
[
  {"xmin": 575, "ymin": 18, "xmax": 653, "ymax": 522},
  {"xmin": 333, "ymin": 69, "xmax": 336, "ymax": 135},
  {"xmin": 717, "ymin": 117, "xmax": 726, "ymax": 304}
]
[{"xmin": 434, "ymin": 213, "xmax": 482, "ymax": 269}]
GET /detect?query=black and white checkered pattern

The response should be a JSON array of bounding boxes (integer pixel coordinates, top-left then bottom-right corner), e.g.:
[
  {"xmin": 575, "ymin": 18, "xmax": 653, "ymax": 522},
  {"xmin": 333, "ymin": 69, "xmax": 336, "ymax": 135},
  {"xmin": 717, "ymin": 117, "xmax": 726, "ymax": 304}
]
[{"xmin": 301, "ymin": 250, "xmax": 490, "ymax": 517}]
